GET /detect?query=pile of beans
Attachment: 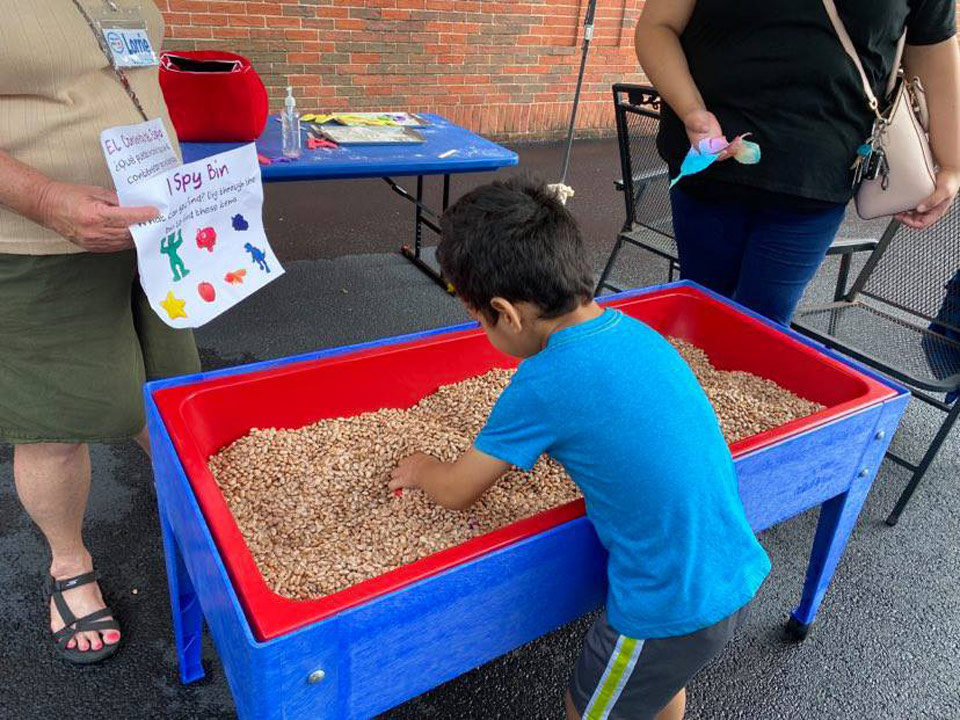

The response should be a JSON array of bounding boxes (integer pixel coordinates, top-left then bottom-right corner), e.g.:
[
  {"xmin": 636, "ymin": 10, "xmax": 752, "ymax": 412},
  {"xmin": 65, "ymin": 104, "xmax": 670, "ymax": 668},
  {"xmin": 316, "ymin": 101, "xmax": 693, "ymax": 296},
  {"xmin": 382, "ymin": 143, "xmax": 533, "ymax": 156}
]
[
  {"xmin": 668, "ymin": 339, "xmax": 824, "ymax": 443},
  {"xmin": 209, "ymin": 340, "xmax": 823, "ymax": 600}
]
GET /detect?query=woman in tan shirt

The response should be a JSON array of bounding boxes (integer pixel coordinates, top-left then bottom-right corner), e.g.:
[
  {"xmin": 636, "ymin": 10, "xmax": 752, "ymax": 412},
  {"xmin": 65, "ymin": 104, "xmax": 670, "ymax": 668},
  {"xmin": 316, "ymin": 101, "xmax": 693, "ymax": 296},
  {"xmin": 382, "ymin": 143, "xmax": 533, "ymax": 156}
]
[{"xmin": 0, "ymin": 1, "xmax": 200, "ymax": 663}]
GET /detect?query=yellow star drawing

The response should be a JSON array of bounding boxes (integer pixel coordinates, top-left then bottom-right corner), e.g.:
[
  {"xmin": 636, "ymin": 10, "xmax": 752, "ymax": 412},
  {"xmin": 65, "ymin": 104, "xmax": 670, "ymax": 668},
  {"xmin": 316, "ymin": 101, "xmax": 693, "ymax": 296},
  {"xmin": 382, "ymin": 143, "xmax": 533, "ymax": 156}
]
[{"xmin": 160, "ymin": 291, "xmax": 187, "ymax": 320}]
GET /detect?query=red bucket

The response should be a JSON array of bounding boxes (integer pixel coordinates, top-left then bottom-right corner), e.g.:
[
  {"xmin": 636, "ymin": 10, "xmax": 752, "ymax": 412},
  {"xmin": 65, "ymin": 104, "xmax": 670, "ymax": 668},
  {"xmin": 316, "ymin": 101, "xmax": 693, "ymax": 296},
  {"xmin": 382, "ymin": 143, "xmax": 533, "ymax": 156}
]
[{"xmin": 159, "ymin": 50, "xmax": 268, "ymax": 143}]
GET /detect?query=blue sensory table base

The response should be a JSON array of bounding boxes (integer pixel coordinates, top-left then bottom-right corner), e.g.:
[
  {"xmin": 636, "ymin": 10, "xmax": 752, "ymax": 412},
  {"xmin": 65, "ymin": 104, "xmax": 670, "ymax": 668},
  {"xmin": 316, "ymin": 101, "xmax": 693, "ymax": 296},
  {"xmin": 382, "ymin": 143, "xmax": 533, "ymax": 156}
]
[
  {"xmin": 146, "ymin": 282, "xmax": 909, "ymax": 720},
  {"xmin": 181, "ymin": 114, "xmax": 518, "ymax": 291}
]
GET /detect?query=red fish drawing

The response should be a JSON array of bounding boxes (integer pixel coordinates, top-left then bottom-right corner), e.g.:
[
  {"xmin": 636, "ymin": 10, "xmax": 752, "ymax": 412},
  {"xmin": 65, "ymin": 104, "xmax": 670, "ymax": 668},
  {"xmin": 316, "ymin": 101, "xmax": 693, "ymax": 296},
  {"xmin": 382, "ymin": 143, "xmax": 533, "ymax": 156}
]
[
  {"xmin": 196, "ymin": 227, "xmax": 217, "ymax": 252},
  {"xmin": 224, "ymin": 269, "xmax": 247, "ymax": 285}
]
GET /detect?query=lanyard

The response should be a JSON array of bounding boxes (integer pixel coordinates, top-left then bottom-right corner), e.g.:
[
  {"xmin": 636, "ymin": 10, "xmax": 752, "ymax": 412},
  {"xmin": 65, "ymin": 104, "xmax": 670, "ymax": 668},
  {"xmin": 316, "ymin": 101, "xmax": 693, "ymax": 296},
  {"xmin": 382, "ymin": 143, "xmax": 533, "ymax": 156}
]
[{"xmin": 71, "ymin": 0, "xmax": 150, "ymax": 123}]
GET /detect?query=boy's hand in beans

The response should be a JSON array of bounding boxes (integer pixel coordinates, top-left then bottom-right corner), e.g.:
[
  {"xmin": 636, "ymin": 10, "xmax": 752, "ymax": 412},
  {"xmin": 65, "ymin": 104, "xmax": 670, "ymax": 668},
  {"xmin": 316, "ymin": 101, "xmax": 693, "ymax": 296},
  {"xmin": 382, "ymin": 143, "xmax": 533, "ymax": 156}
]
[{"xmin": 389, "ymin": 452, "xmax": 439, "ymax": 492}]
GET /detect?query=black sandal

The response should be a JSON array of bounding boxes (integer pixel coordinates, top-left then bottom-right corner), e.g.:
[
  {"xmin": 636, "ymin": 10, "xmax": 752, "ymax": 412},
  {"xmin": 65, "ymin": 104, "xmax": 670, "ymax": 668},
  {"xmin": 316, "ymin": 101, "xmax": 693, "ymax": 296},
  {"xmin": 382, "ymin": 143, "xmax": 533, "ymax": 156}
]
[{"xmin": 47, "ymin": 571, "xmax": 121, "ymax": 665}]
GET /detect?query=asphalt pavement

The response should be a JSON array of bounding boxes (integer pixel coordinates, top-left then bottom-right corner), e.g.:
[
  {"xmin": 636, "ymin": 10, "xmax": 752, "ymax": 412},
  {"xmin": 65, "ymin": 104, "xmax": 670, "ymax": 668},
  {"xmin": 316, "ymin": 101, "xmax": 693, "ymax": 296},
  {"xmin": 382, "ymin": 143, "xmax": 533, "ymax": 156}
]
[{"xmin": 1, "ymin": 139, "xmax": 958, "ymax": 719}]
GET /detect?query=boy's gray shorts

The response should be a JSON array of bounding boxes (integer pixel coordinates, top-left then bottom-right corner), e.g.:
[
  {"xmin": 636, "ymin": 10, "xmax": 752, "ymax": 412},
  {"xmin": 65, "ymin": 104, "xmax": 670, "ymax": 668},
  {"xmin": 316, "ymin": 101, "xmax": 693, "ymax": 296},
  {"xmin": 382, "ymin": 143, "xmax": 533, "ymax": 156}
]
[{"xmin": 569, "ymin": 604, "xmax": 750, "ymax": 720}]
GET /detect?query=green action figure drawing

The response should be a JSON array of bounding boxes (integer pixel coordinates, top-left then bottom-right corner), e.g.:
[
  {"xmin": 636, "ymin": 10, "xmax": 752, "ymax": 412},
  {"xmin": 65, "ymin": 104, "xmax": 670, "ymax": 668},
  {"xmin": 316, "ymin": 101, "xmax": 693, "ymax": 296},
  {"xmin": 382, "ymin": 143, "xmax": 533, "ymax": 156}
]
[{"xmin": 160, "ymin": 230, "xmax": 190, "ymax": 282}]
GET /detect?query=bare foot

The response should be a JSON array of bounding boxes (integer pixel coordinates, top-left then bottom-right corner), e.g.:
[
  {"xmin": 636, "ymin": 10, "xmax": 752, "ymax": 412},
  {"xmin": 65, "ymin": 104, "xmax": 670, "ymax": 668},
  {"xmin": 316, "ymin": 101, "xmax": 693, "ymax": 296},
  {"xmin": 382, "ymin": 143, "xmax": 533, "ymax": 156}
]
[{"xmin": 50, "ymin": 557, "xmax": 120, "ymax": 653}]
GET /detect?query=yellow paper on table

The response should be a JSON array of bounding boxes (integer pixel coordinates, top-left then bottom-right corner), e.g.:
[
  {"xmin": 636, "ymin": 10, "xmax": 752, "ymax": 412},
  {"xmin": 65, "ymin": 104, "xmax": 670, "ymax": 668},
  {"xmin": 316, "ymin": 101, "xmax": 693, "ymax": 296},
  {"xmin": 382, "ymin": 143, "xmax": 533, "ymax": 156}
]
[{"xmin": 335, "ymin": 113, "xmax": 397, "ymax": 126}]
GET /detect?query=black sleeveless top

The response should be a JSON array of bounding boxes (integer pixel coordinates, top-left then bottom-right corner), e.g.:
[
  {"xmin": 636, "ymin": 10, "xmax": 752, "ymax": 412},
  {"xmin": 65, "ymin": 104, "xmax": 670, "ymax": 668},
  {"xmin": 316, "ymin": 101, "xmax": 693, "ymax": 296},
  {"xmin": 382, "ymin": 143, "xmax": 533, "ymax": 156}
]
[{"xmin": 657, "ymin": 0, "xmax": 955, "ymax": 207}]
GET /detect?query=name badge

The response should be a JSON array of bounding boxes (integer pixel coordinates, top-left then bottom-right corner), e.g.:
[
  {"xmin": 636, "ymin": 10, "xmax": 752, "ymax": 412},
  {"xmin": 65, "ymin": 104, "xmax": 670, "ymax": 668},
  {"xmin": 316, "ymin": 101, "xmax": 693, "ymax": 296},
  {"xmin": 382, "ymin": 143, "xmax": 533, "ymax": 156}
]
[
  {"xmin": 93, "ymin": 4, "xmax": 158, "ymax": 69},
  {"xmin": 101, "ymin": 25, "xmax": 157, "ymax": 67}
]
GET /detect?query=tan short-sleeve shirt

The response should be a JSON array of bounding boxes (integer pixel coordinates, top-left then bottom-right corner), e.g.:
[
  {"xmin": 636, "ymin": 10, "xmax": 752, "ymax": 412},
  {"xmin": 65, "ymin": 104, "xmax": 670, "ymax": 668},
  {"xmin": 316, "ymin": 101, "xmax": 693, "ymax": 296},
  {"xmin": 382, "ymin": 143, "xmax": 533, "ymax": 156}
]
[{"xmin": 0, "ymin": 0, "xmax": 179, "ymax": 255}]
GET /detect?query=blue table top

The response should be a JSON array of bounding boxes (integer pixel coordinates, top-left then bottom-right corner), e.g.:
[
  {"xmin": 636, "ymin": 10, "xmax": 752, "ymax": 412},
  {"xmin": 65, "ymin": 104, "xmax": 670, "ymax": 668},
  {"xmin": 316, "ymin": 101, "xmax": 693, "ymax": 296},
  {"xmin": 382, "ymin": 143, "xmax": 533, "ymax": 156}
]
[{"xmin": 180, "ymin": 113, "xmax": 518, "ymax": 182}]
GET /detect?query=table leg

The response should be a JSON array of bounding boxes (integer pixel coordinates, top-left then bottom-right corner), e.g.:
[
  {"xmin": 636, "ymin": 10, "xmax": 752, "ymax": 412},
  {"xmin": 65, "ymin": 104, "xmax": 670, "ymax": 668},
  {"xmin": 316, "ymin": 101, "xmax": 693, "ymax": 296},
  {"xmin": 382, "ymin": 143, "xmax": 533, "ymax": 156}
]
[
  {"xmin": 784, "ymin": 400, "xmax": 905, "ymax": 641},
  {"xmin": 158, "ymin": 498, "xmax": 206, "ymax": 684},
  {"xmin": 414, "ymin": 175, "xmax": 424, "ymax": 257},
  {"xmin": 786, "ymin": 476, "xmax": 872, "ymax": 641},
  {"xmin": 391, "ymin": 174, "xmax": 454, "ymax": 292}
]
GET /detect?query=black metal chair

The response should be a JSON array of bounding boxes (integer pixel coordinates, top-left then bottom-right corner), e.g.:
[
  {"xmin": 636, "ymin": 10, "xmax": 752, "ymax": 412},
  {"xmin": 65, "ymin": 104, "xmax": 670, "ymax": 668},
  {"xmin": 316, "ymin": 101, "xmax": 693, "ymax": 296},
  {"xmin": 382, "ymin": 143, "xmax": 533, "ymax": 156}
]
[
  {"xmin": 595, "ymin": 84, "xmax": 878, "ymax": 300},
  {"xmin": 794, "ymin": 210, "xmax": 960, "ymax": 526},
  {"xmin": 595, "ymin": 85, "xmax": 676, "ymax": 292}
]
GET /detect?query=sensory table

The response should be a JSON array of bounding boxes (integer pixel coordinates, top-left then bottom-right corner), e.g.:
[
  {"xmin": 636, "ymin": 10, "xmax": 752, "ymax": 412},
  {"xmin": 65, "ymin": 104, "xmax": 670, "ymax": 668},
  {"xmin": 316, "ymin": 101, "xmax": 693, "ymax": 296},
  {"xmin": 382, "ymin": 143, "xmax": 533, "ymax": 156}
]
[{"xmin": 146, "ymin": 281, "xmax": 909, "ymax": 719}]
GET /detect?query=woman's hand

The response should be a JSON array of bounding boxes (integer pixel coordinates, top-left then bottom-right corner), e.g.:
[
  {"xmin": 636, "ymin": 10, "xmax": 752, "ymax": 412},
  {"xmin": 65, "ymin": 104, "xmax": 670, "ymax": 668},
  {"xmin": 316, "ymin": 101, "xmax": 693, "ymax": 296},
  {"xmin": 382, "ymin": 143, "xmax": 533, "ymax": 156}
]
[
  {"xmin": 35, "ymin": 181, "xmax": 158, "ymax": 252},
  {"xmin": 895, "ymin": 167, "xmax": 960, "ymax": 230},
  {"xmin": 683, "ymin": 109, "xmax": 733, "ymax": 160}
]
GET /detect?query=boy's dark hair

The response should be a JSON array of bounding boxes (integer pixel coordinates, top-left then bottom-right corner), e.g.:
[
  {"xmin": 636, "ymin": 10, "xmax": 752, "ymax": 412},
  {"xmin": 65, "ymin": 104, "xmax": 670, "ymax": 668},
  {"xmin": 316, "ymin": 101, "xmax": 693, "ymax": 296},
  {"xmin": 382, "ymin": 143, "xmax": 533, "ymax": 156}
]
[{"xmin": 437, "ymin": 176, "xmax": 594, "ymax": 323}]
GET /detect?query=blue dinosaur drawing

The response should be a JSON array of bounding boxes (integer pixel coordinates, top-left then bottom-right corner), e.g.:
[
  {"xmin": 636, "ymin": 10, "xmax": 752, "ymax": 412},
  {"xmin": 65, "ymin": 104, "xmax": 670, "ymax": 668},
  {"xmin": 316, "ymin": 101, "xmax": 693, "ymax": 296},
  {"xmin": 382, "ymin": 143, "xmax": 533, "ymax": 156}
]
[{"xmin": 244, "ymin": 242, "xmax": 270, "ymax": 273}]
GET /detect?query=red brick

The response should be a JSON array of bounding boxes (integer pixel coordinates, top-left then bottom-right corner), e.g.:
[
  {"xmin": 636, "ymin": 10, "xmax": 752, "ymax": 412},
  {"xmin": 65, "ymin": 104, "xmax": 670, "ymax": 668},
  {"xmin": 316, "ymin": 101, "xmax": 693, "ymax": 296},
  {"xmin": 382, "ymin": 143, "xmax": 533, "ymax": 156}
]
[
  {"xmin": 264, "ymin": 16, "xmax": 302, "ymax": 27},
  {"xmin": 284, "ymin": 28, "xmax": 319, "ymax": 40},
  {"xmin": 207, "ymin": 1, "xmax": 240, "ymax": 12},
  {"xmin": 170, "ymin": 25, "xmax": 214, "ymax": 39},
  {"xmin": 282, "ymin": 51, "xmax": 316, "ymax": 63},
  {"xmin": 211, "ymin": 27, "xmax": 252, "ymax": 39},
  {"xmin": 163, "ymin": 12, "xmax": 191, "ymax": 24},
  {"xmin": 167, "ymin": 0, "xmax": 209, "ymax": 11},
  {"xmin": 334, "ymin": 18, "xmax": 367, "ymax": 30},
  {"xmin": 245, "ymin": 3, "xmax": 277, "ymax": 14},
  {"xmin": 294, "ymin": 41, "xmax": 328, "ymax": 52}
]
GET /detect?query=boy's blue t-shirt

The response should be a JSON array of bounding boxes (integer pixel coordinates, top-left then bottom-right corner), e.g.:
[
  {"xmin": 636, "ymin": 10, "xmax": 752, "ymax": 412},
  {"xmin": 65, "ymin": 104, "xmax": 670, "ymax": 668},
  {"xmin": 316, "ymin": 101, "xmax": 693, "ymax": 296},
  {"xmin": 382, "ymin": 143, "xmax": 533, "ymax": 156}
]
[{"xmin": 475, "ymin": 309, "xmax": 771, "ymax": 639}]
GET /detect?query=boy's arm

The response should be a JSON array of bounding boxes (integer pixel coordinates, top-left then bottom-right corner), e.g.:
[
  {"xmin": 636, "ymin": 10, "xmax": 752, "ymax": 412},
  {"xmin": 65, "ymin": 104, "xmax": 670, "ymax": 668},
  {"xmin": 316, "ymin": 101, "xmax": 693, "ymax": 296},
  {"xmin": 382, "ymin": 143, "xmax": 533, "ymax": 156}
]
[{"xmin": 389, "ymin": 447, "xmax": 510, "ymax": 511}]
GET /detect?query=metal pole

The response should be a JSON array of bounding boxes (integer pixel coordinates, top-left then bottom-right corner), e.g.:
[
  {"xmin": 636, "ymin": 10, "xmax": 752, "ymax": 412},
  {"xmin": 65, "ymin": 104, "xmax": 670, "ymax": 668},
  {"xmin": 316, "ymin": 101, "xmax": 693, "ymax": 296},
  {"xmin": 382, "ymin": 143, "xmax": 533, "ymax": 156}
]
[{"xmin": 560, "ymin": 0, "xmax": 598, "ymax": 186}]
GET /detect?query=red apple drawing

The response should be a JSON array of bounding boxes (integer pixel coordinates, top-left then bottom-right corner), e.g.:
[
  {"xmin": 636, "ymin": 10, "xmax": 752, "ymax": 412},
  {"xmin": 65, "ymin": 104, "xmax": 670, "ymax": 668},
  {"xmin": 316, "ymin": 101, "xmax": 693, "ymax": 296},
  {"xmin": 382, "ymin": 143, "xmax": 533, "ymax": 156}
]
[{"xmin": 197, "ymin": 282, "xmax": 216, "ymax": 302}]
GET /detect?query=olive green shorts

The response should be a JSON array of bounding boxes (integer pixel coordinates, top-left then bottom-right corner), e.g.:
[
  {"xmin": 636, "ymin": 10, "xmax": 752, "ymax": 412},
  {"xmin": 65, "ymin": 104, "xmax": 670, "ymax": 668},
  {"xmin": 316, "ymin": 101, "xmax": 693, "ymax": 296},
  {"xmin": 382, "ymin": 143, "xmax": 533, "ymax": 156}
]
[{"xmin": 0, "ymin": 251, "xmax": 201, "ymax": 444}]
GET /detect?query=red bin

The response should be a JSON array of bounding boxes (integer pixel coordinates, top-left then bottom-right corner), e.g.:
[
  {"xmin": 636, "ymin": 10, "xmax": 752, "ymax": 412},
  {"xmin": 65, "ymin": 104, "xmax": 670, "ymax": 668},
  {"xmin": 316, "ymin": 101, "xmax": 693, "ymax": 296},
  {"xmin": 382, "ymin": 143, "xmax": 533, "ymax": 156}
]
[{"xmin": 159, "ymin": 50, "xmax": 268, "ymax": 143}]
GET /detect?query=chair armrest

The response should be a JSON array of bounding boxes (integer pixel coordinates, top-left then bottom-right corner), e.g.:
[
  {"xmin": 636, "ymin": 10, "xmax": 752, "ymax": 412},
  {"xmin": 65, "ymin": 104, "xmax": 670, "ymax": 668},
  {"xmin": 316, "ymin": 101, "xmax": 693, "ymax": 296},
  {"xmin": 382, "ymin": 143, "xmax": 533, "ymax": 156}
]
[
  {"xmin": 614, "ymin": 167, "xmax": 671, "ymax": 192},
  {"xmin": 825, "ymin": 238, "xmax": 879, "ymax": 255}
]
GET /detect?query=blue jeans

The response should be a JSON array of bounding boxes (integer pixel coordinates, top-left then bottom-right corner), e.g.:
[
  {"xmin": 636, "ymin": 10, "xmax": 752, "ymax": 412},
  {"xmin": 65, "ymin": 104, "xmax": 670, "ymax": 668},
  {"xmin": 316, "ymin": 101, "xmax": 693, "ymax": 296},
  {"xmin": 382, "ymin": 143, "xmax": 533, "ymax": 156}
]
[{"xmin": 670, "ymin": 187, "xmax": 846, "ymax": 325}]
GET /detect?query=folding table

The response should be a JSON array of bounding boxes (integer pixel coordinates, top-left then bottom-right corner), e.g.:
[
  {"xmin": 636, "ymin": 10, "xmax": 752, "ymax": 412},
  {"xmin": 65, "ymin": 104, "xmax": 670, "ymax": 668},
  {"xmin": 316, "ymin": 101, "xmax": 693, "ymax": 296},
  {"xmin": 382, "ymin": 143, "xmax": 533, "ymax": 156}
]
[{"xmin": 182, "ymin": 114, "xmax": 519, "ymax": 290}]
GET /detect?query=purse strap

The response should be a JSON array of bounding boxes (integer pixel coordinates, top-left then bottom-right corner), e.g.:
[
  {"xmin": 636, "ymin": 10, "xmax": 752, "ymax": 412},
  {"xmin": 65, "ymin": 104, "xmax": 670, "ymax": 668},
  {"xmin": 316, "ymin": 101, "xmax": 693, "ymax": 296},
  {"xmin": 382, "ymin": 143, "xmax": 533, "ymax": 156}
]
[
  {"xmin": 887, "ymin": 33, "xmax": 906, "ymax": 98},
  {"xmin": 821, "ymin": 0, "xmax": 906, "ymax": 118}
]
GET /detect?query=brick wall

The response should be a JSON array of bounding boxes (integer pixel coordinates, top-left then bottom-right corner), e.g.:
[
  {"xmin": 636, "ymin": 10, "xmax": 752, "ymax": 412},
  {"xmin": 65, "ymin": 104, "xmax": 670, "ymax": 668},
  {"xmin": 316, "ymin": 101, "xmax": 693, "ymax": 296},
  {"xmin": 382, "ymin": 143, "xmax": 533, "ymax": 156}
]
[{"xmin": 156, "ymin": 0, "xmax": 646, "ymax": 140}]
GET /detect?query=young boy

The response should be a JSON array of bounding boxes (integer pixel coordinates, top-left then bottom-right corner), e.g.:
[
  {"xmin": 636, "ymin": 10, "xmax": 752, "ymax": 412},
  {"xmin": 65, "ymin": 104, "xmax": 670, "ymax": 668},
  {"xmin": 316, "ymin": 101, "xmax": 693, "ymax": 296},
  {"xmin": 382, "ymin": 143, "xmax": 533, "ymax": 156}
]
[{"xmin": 389, "ymin": 177, "xmax": 770, "ymax": 720}]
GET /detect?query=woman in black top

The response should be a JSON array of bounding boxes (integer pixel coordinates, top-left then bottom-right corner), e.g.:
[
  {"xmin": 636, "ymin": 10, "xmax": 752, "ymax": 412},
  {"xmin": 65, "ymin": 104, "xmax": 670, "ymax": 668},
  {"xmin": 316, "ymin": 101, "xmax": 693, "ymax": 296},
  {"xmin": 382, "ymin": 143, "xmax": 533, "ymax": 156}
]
[{"xmin": 635, "ymin": 0, "xmax": 959, "ymax": 325}]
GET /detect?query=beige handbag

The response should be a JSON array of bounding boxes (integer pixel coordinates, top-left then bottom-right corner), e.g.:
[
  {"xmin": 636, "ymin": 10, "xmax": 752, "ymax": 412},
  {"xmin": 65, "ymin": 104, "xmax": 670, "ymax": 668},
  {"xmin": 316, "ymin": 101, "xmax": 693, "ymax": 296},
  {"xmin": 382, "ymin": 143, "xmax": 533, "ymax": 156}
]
[{"xmin": 822, "ymin": 0, "xmax": 937, "ymax": 220}]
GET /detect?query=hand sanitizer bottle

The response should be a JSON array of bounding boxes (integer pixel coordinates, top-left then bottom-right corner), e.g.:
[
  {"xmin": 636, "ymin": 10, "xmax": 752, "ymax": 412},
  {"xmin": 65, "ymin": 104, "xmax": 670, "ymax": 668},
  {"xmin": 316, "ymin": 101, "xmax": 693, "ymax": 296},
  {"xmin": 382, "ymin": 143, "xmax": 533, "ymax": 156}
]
[{"xmin": 281, "ymin": 86, "xmax": 301, "ymax": 159}]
